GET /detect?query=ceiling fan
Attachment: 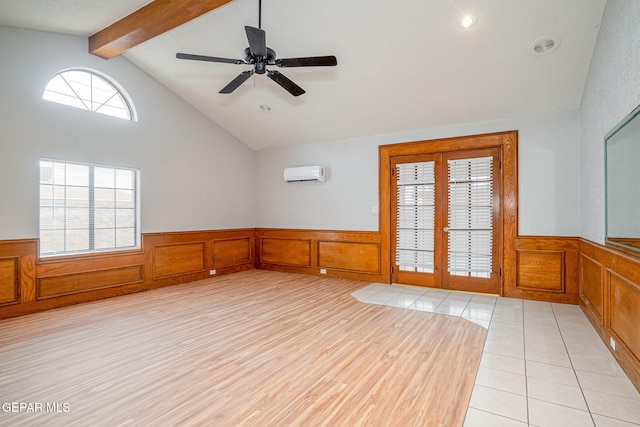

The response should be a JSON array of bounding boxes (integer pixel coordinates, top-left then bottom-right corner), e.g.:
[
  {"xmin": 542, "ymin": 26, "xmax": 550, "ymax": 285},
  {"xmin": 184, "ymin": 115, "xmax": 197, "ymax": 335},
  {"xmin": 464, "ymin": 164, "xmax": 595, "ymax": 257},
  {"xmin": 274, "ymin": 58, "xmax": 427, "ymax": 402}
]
[{"xmin": 175, "ymin": 0, "xmax": 337, "ymax": 97}]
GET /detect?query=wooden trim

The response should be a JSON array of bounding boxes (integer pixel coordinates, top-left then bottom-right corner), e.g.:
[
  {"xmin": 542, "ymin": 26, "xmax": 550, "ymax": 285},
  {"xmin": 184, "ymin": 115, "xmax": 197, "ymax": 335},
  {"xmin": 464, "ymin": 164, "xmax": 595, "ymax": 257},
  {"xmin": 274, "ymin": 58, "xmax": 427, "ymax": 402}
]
[
  {"xmin": 379, "ymin": 131, "xmax": 518, "ymax": 293},
  {"xmin": 37, "ymin": 247, "xmax": 144, "ymax": 265},
  {"xmin": 608, "ymin": 237, "xmax": 640, "ymax": 251},
  {"xmin": 89, "ymin": 0, "xmax": 233, "ymax": 59}
]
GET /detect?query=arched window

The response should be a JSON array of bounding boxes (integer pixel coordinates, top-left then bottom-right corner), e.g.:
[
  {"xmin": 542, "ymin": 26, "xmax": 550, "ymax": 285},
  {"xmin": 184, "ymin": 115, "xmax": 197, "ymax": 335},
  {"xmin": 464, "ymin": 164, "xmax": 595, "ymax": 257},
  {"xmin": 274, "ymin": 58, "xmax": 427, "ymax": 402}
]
[{"xmin": 43, "ymin": 68, "xmax": 137, "ymax": 121}]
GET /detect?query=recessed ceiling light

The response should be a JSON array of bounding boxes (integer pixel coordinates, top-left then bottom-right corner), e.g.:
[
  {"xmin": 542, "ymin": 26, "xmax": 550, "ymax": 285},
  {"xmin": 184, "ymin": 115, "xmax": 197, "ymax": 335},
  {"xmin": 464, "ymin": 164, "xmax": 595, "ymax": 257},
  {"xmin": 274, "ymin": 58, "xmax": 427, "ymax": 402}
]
[
  {"xmin": 258, "ymin": 103, "xmax": 274, "ymax": 113},
  {"xmin": 459, "ymin": 14, "xmax": 478, "ymax": 29},
  {"xmin": 530, "ymin": 35, "xmax": 560, "ymax": 56}
]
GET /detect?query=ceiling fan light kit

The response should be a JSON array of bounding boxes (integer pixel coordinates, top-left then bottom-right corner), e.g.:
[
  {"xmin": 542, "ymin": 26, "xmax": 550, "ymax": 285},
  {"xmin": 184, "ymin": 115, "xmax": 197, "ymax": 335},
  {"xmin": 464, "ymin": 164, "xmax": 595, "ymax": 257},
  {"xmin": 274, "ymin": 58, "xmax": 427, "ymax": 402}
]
[{"xmin": 176, "ymin": 0, "xmax": 337, "ymax": 96}]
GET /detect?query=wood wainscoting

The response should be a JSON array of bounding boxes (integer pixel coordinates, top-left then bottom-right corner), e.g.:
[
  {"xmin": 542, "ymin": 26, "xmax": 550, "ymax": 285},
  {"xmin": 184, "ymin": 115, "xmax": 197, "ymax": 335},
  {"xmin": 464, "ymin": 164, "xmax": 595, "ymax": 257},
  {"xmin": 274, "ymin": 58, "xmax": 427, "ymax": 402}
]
[
  {"xmin": 579, "ymin": 239, "xmax": 640, "ymax": 391},
  {"xmin": 0, "ymin": 239, "xmax": 37, "ymax": 308},
  {"xmin": 0, "ymin": 229, "xmax": 255, "ymax": 319},
  {"xmin": 507, "ymin": 236, "xmax": 580, "ymax": 304},
  {"xmin": 0, "ymin": 231, "xmax": 592, "ymax": 319},
  {"xmin": 256, "ymin": 228, "xmax": 385, "ymax": 282},
  {"xmin": 144, "ymin": 229, "xmax": 255, "ymax": 288}
]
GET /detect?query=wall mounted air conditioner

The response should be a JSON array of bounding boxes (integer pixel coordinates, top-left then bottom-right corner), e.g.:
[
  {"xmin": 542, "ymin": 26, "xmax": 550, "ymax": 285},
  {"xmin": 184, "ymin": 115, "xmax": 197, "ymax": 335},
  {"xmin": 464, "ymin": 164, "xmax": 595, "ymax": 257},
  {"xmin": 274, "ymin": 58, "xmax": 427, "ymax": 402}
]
[{"xmin": 283, "ymin": 165, "xmax": 326, "ymax": 182}]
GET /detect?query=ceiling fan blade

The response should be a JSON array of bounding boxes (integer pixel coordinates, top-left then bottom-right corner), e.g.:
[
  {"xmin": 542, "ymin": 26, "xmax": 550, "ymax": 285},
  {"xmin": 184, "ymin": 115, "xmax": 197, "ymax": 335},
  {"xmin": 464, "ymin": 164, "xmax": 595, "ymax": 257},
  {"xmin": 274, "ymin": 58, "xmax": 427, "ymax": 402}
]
[
  {"xmin": 275, "ymin": 56, "xmax": 337, "ymax": 68},
  {"xmin": 176, "ymin": 53, "xmax": 244, "ymax": 64},
  {"xmin": 245, "ymin": 26, "xmax": 267, "ymax": 58},
  {"xmin": 219, "ymin": 70, "xmax": 254, "ymax": 94},
  {"xmin": 267, "ymin": 70, "xmax": 305, "ymax": 97}
]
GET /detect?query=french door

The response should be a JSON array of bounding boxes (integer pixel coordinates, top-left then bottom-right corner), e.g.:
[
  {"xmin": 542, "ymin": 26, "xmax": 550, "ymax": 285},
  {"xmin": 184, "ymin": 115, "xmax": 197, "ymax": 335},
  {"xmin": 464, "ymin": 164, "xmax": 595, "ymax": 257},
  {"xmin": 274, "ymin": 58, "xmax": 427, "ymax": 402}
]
[{"xmin": 391, "ymin": 148, "xmax": 501, "ymax": 294}]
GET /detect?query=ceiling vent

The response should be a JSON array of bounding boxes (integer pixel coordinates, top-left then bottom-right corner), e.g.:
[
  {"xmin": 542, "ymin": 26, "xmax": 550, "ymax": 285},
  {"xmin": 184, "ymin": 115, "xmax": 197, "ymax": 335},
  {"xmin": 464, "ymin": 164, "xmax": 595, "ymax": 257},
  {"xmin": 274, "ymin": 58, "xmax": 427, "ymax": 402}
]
[{"xmin": 530, "ymin": 35, "xmax": 560, "ymax": 56}]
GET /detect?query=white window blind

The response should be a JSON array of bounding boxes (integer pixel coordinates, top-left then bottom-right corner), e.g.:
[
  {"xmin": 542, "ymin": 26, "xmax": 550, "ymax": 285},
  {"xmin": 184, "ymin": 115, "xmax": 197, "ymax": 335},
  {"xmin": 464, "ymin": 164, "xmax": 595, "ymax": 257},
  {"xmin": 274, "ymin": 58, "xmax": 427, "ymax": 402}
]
[
  {"xmin": 39, "ymin": 159, "xmax": 139, "ymax": 256},
  {"xmin": 447, "ymin": 157, "xmax": 493, "ymax": 278},
  {"xmin": 396, "ymin": 161, "xmax": 435, "ymax": 273}
]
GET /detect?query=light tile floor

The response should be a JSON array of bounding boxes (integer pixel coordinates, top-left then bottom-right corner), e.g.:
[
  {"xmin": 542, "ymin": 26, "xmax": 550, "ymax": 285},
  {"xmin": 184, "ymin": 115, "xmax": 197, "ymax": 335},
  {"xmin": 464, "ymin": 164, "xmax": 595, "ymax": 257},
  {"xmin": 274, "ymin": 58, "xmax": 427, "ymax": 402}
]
[{"xmin": 351, "ymin": 283, "xmax": 640, "ymax": 427}]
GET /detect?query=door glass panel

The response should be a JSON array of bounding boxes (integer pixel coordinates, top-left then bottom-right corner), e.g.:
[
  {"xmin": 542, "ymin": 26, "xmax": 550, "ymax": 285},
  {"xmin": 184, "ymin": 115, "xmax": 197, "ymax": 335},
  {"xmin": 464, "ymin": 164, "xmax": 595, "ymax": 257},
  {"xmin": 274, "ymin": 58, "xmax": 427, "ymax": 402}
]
[
  {"xmin": 447, "ymin": 157, "xmax": 493, "ymax": 278},
  {"xmin": 395, "ymin": 162, "xmax": 435, "ymax": 273}
]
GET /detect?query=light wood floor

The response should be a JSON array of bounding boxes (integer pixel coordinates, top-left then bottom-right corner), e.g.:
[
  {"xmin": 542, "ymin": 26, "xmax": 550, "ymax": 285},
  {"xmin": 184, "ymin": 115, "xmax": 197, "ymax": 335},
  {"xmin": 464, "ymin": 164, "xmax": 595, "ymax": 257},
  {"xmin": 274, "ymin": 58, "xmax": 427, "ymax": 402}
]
[{"xmin": 0, "ymin": 270, "xmax": 487, "ymax": 426}]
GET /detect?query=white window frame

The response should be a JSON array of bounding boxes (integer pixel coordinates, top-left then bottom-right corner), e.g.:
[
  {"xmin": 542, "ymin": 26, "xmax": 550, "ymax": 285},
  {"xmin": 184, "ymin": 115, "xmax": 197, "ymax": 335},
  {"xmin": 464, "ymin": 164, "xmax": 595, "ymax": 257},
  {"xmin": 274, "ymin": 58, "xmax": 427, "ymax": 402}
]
[
  {"xmin": 39, "ymin": 159, "xmax": 141, "ymax": 257},
  {"xmin": 42, "ymin": 68, "xmax": 138, "ymax": 121}
]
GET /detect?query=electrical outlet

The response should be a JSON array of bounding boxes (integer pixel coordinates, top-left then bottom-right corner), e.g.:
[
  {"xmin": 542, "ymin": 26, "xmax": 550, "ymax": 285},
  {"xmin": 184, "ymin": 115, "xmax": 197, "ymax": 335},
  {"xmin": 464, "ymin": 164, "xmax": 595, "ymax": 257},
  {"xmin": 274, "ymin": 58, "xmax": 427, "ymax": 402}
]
[
  {"xmin": 320, "ymin": 269, "xmax": 327, "ymax": 274},
  {"xmin": 610, "ymin": 337, "xmax": 616, "ymax": 350},
  {"xmin": 209, "ymin": 269, "xmax": 216, "ymax": 275}
]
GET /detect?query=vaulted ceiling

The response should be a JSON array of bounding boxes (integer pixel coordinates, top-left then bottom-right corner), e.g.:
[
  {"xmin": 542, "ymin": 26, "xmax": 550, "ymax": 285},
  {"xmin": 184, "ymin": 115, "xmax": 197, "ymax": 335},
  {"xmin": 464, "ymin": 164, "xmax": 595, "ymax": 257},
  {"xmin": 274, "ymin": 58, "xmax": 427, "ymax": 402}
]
[{"xmin": 0, "ymin": 0, "xmax": 607, "ymax": 150}]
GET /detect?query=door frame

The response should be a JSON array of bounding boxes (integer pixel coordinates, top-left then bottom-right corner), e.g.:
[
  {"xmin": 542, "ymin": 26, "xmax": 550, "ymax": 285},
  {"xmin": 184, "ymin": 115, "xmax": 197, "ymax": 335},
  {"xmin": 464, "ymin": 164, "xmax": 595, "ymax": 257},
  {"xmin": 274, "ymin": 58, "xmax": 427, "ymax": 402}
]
[{"xmin": 378, "ymin": 131, "xmax": 518, "ymax": 296}]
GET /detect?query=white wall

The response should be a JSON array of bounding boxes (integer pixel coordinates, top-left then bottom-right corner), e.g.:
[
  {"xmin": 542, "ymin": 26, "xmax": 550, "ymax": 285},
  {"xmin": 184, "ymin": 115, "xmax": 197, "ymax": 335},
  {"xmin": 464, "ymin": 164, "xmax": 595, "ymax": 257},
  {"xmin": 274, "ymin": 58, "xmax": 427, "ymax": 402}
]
[
  {"xmin": 11, "ymin": 9, "xmax": 635, "ymax": 242},
  {"xmin": 580, "ymin": 0, "xmax": 640, "ymax": 244},
  {"xmin": 0, "ymin": 26, "xmax": 257, "ymax": 240},
  {"xmin": 257, "ymin": 110, "xmax": 581, "ymax": 236}
]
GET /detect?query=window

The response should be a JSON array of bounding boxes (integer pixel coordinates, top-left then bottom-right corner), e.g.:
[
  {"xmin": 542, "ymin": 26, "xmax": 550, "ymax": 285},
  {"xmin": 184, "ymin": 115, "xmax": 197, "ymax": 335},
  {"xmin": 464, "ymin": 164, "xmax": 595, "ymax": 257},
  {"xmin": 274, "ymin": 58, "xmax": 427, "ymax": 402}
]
[
  {"xmin": 447, "ymin": 156, "xmax": 493, "ymax": 278},
  {"xmin": 396, "ymin": 161, "xmax": 436, "ymax": 273},
  {"xmin": 39, "ymin": 159, "xmax": 139, "ymax": 257},
  {"xmin": 43, "ymin": 69, "xmax": 137, "ymax": 121}
]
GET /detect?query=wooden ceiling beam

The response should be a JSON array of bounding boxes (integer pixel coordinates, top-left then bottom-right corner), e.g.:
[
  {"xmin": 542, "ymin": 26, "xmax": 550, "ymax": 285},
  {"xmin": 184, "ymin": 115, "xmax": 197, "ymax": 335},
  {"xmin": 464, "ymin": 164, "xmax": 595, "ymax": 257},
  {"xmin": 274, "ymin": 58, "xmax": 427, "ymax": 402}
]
[{"xmin": 89, "ymin": 0, "xmax": 234, "ymax": 59}]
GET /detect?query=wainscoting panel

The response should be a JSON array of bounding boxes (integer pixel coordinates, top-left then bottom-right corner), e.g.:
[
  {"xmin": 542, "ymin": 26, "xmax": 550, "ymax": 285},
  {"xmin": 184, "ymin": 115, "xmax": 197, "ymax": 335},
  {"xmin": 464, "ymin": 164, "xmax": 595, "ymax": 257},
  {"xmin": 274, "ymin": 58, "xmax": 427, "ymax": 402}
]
[
  {"xmin": 37, "ymin": 265, "xmax": 144, "ymax": 299},
  {"xmin": 507, "ymin": 237, "xmax": 579, "ymax": 303},
  {"xmin": 516, "ymin": 250, "xmax": 564, "ymax": 292},
  {"xmin": 257, "ymin": 229, "xmax": 385, "ymax": 282},
  {"xmin": 35, "ymin": 249, "xmax": 146, "ymax": 304},
  {"xmin": 579, "ymin": 253, "xmax": 604, "ymax": 323},
  {"xmin": 318, "ymin": 241, "xmax": 380, "ymax": 274},
  {"xmin": 260, "ymin": 238, "xmax": 311, "ymax": 267},
  {"xmin": 152, "ymin": 242, "xmax": 206, "ymax": 279},
  {"xmin": 212, "ymin": 237, "xmax": 253, "ymax": 269},
  {"xmin": 579, "ymin": 239, "xmax": 640, "ymax": 392},
  {"xmin": 0, "ymin": 257, "xmax": 18, "ymax": 305},
  {"xmin": 143, "ymin": 229, "xmax": 256, "ymax": 288},
  {"xmin": 609, "ymin": 272, "xmax": 640, "ymax": 363}
]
